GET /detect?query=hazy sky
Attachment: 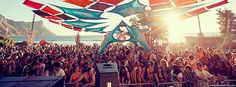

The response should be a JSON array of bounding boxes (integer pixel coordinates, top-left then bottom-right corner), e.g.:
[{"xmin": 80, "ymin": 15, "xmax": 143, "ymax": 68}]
[{"xmin": 0, "ymin": 0, "xmax": 235, "ymax": 42}]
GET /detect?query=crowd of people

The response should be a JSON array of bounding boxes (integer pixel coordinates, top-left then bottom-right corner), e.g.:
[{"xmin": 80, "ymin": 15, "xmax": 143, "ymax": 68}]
[{"xmin": 0, "ymin": 43, "xmax": 236, "ymax": 87}]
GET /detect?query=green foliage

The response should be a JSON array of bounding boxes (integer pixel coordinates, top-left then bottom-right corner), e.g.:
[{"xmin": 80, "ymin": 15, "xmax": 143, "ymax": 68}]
[
  {"xmin": 0, "ymin": 35, "xmax": 15, "ymax": 46},
  {"xmin": 217, "ymin": 9, "xmax": 236, "ymax": 37}
]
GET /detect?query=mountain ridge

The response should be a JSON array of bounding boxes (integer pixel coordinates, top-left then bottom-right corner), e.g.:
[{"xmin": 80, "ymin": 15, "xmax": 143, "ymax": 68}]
[{"xmin": 0, "ymin": 14, "xmax": 55, "ymax": 36}]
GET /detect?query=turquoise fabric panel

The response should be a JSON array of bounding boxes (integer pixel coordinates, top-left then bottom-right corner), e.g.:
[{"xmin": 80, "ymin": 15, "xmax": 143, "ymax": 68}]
[
  {"xmin": 64, "ymin": 20, "xmax": 103, "ymax": 27},
  {"xmin": 110, "ymin": 0, "xmax": 146, "ymax": 17},
  {"xmin": 54, "ymin": 5, "xmax": 104, "ymax": 19},
  {"xmin": 85, "ymin": 26, "xmax": 107, "ymax": 32}
]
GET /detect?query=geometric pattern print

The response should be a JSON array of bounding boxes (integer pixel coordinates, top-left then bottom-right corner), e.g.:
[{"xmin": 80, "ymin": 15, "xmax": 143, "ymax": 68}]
[{"xmin": 23, "ymin": 0, "xmax": 228, "ymax": 33}]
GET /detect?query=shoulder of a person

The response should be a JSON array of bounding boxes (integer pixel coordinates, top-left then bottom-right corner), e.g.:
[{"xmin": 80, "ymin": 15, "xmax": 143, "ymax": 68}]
[
  {"xmin": 59, "ymin": 69, "xmax": 65, "ymax": 72},
  {"xmin": 194, "ymin": 70, "xmax": 200, "ymax": 73}
]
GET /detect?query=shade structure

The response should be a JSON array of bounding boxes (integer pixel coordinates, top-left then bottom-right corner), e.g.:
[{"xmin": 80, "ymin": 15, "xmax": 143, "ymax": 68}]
[
  {"xmin": 23, "ymin": 0, "xmax": 229, "ymax": 54},
  {"xmin": 23, "ymin": 0, "xmax": 228, "ymax": 33}
]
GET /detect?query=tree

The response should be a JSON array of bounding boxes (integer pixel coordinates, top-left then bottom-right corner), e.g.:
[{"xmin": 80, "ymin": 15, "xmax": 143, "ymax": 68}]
[
  {"xmin": 217, "ymin": 9, "xmax": 236, "ymax": 46},
  {"xmin": 130, "ymin": 11, "xmax": 168, "ymax": 47}
]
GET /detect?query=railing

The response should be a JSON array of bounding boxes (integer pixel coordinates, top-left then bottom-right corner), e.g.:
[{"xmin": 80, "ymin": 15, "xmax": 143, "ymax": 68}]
[
  {"xmin": 118, "ymin": 83, "xmax": 156, "ymax": 87},
  {"xmin": 65, "ymin": 80, "xmax": 236, "ymax": 87},
  {"xmin": 210, "ymin": 80, "xmax": 236, "ymax": 87},
  {"xmin": 65, "ymin": 83, "xmax": 84, "ymax": 87},
  {"xmin": 157, "ymin": 82, "xmax": 186, "ymax": 87},
  {"xmin": 65, "ymin": 83, "xmax": 93, "ymax": 87}
]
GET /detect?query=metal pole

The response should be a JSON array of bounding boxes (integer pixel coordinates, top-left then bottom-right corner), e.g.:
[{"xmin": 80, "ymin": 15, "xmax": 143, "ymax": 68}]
[
  {"xmin": 197, "ymin": 15, "xmax": 203, "ymax": 47},
  {"xmin": 28, "ymin": 14, "xmax": 35, "ymax": 46},
  {"xmin": 31, "ymin": 14, "xmax": 35, "ymax": 32}
]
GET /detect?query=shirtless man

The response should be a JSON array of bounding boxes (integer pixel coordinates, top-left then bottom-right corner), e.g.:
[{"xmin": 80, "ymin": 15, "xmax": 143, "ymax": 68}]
[
  {"xmin": 77, "ymin": 67, "xmax": 95, "ymax": 87},
  {"xmin": 69, "ymin": 67, "xmax": 82, "ymax": 87}
]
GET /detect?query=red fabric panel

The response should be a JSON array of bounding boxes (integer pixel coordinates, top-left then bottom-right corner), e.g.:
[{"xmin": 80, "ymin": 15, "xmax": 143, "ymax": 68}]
[
  {"xmin": 206, "ymin": 0, "xmax": 228, "ymax": 9},
  {"xmin": 49, "ymin": 20, "xmax": 60, "ymax": 24},
  {"xmin": 149, "ymin": 0, "xmax": 169, "ymax": 5},
  {"xmin": 187, "ymin": 7, "xmax": 207, "ymax": 16},
  {"xmin": 99, "ymin": 0, "xmax": 123, "ymax": 5},
  {"xmin": 61, "ymin": 23, "xmax": 72, "ymax": 29},
  {"xmin": 41, "ymin": 6, "xmax": 61, "ymax": 15},
  {"xmin": 56, "ymin": 14, "xmax": 74, "ymax": 20},
  {"xmin": 73, "ymin": 27, "xmax": 82, "ymax": 31},
  {"xmin": 63, "ymin": 0, "xmax": 93, "ymax": 7},
  {"xmin": 23, "ymin": 0, "xmax": 43, "ymax": 9},
  {"xmin": 175, "ymin": 0, "xmax": 198, "ymax": 6},
  {"xmin": 88, "ymin": 2, "xmax": 112, "ymax": 11},
  {"xmin": 45, "ymin": 16, "xmax": 62, "ymax": 20}
]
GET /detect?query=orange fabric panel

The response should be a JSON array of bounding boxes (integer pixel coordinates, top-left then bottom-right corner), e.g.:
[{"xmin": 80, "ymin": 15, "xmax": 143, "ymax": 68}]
[
  {"xmin": 61, "ymin": 23, "xmax": 73, "ymax": 29},
  {"xmin": 63, "ymin": 0, "xmax": 93, "ymax": 7},
  {"xmin": 149, "ymin": 0, "xmax": 169, "ymax": 5},
  {"xmin": 49, "ymin": 20, "xmax": 60, "ymax": 24},
  {"xmin": 187, "ymin": 7, "xmax": 207, "ymax": 16},
  {"xmin": 175, "ymin": 0, "xmax": 198, "ymax": 6},
  {"xmin": 41, "ymin": 6, "xmax": 61, "ymax": 15}
]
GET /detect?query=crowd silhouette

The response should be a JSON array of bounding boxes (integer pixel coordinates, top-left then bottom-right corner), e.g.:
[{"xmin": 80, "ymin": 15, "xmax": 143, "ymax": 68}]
[{"xmin": 0, "ymin": 43, "xmax": 236, "ymax": 87}]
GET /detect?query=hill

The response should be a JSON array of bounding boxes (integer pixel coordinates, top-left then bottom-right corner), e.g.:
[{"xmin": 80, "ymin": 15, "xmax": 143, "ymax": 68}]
[{"xmin": 0, "ymin": 14, "xmax": 55, "ymax": 36}]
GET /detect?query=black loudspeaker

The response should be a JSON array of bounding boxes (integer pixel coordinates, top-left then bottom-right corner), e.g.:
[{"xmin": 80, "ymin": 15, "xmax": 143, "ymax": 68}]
[
  {"xmin": 0, "ymin": 76, "xmax": 64, "ymax": 87},
  {"xmin": 95, "ymin": 63, "xmax": 118, "ymax": 87}
]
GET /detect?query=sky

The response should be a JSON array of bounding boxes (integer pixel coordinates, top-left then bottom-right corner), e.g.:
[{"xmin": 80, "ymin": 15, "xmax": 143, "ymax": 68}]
[{"xmin": 0, "ymin": 0, "xmax": 235, "ymax": 42}]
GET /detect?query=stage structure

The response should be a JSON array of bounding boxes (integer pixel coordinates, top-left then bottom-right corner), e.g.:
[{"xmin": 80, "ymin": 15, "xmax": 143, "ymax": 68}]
[{"xmin": 23, "ymin": 0, "xmax": 228, "ymax": 54}]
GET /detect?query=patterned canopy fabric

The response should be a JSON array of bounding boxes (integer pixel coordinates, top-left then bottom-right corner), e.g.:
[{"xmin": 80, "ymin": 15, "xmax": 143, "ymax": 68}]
[
  {"xmin": 54, "ymin": 5, "xmax": 104, "ymax": 19},
  {"xmin": 64, "ymin": 20, "xmax": 104, "ymax": 28},
  {"xmin": 23, "ymin": 0, "xmax": 228, "ymax": 32},
  {"xmin": 23, "ymin": 0, "xmax": 43, "ymax": 9},
  {"xmin": 110, "ymin": 0, "xmax": 146, "ymax": 17},
  {"xmin": 41, "ymin": 6, "xmax": 61, "ymax": 15},
  {"xmin": 23, "ymin": 0, "xmax": 228, "ymax": 54},
  {"xmin": 63, "ymin": 0, "xmax": 93, "ymax": 7}
]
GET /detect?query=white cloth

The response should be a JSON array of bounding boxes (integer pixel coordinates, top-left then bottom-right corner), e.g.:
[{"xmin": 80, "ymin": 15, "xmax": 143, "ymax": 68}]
[
  {"xmin": 56, "ymin": 68, "xmax": 65, "ymax": 76},
  {"xmin": 195, "ymin": 69, "xmax": 213, "ymax": 87}
]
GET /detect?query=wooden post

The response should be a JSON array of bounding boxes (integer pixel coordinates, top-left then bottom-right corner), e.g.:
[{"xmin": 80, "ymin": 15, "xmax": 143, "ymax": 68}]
[{"xmin": 197, "ymin": 15, "xmax": 204, "ymax": 47}]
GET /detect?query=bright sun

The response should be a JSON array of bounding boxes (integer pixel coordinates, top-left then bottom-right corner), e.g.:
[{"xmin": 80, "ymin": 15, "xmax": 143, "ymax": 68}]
[
  {"xmin": 162, "ymin": 14, "xmax": 181, "ymax": 28},
  {"xmin": 162, "ymin": 14, "xmax": 185, "ymax": 43}
]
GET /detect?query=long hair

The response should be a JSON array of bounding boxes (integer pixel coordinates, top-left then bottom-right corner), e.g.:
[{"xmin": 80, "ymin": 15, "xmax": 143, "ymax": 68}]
[
  {"xmin": 160, "ymin": 59, "xmax": 169, "ymax": 67},
  {"xmin": 172, "ymin": 64, "xmax": 181, "ymax": 75}
]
